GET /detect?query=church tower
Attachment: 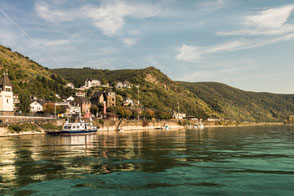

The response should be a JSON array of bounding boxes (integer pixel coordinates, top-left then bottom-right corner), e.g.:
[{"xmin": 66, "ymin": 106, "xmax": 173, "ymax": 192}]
[{"xmin": 0, "ymin": 72, "xmax": 14, "ymax": 115}]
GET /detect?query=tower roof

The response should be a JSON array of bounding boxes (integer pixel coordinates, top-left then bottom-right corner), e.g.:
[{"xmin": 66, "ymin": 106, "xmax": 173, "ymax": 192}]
[{"xmin": 0, "ymin": 73, "xmax": 12, "ymax": 89}]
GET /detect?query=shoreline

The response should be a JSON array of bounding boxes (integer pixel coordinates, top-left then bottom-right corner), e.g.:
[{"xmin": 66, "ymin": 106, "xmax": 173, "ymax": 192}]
[{"xmin": 0, "ymin": 122, "xmax": 291, "ymax": 137}]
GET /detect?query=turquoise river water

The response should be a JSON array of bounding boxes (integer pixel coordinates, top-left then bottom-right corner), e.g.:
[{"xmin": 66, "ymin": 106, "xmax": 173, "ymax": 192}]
[{"xmin": 1, "ymin": 126, "xmax": 294, "ymax": 195}]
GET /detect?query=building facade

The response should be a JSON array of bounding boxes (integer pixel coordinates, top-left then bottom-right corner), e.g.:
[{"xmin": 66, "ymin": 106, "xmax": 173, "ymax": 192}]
[
  {"xmin": 0, "ymin": 73, "xmax": 14, "ymax": 115},
  {"xmin": 72, "ymin": 96, "xmax": 91, "ymax": 116},
  {"xmin": 30, "ymin": 101, "xmax": 43, "ymax": 113}
]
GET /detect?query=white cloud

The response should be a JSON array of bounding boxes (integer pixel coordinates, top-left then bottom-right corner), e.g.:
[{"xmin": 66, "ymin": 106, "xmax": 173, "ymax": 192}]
[
  {"xmin": 218, "ymin": 5, "xmax": 294, "ymax": 36},
  {"xmin": 36, "ymin": 39, "xmax": 72, "ymax": 47},
  {"xmin": 197, "ymin": 0, "xmax": 228, "ymax": 12},
  {"xmin": 176, "ymin": 44, "xmax": 201, "ymax": 62},
  {"xmin": 176, "ymin": 60, "xmax": 257, "ymax": 82},
  {"xmin": 179, "ymin": 5, "xmax": 294, "ymax": 62},
  {"xmin": 121, "ymin": 37, "xmax": 138, "ymax": 47},
  {"xmin": 35, "ymin": 2, "xmax": 72, "ymax": 22},
  {"xmin": 83, "ymin": 1, "xmax": 165, "ymax": 37},
  {"xmin": 176, "ymin": 33, "xmax": 294, "ymax": 62},
  {"xmin": 176, "ymin": 41, "xmax": 252, "ymax": 62},
  {"xmin": 244, "ymin": 5, "xmax": 294, "ymax": 29}
]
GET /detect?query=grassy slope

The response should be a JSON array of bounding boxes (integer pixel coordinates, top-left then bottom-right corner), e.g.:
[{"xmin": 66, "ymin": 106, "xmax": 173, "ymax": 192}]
[
  {"xmin": 52, "ymin": 67, "xmax": 215, "ymax": 118},
  {"xmin": 53, "ymin": 67, "xmax": 294, "ymax": 121},
  {"xmin": 0, "ymin": 44, "xmax": 72, "ymax": 101}
]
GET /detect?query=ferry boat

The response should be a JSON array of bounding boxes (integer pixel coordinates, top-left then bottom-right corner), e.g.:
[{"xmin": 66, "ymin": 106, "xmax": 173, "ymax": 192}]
[{"xmin": 46, "ymin": 121, "xmax": 98, "ymax": 136}]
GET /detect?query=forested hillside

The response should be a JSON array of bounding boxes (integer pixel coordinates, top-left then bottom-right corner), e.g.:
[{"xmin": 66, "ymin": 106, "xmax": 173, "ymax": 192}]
[
  {"xmin": 179, "ymin": 82, "xmax": 294, "ymax": 122},
  {"xmin": 53, "ymin": 67, "xmax": 214, "ymax": 118},
  {"xmin": 53, "ymin": 67, "xmax": 294, "ymax": 122},
  {"xmin": 2, "ymin": 43, "xmax": 293, "ymax": 121},
  {"xmin": 0, "ymin": 44, "xmax": 73, "ymax": 112}
]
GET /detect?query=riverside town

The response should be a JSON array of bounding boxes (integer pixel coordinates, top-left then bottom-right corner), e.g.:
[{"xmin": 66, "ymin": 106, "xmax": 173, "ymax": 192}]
[{"xmin": 1, "ymin": 1, "xmax": 294, "ymax": 195}]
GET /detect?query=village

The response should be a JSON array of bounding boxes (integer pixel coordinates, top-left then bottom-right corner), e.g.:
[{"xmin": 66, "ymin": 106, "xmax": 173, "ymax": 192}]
[{"xmin": 0, "ymin": 72, "xmax": 197, "ymax": 129}]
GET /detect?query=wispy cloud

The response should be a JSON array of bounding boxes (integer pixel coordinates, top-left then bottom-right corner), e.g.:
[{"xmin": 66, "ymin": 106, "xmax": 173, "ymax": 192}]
[
  {"xmin": 121, "ymin": 37, "xmax": 138, "ymax": 47},
  {"xmin": 196, "ymin": 0, "xmax": 229, "ymax": 12},
  {"xmin": 176, "ymin": 60, "xmax": 257, "ymax": 82},
  {"xmin": 35, "ymin": 2, "xmax": 76, "ymax": 22},
  {"xmin": 244, "ymin": 5, "xmax": 294, "ymax": 29},
  {"xmin": 83, "ymin": 1, "xmax": 166, "ymax": 37},
  {"xmin": 178, "ymin": 4, "xmax": 294, "ymax": 62},
  {"xmin": 34, "ymin": 1, "xmax": 168, "ymax": 46},
  {"xmin": 218, "ymin": 4, "xmax": 294, "ymax": 36}
]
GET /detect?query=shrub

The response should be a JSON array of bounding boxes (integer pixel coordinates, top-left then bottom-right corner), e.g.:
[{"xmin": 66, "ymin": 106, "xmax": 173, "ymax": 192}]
[{"xmin": 9, "ymin": 125, "xmax": 22, "ymax": 132}]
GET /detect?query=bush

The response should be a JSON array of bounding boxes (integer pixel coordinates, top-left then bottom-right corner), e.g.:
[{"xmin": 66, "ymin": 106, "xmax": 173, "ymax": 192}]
[{"xmin": 9, "ymin": 125, "xmax": 22, "ymax": 132}]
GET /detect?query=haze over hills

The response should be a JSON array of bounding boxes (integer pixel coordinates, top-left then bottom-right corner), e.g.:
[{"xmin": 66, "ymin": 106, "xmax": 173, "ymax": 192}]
[{"xmin": 1, "ymin": 43, "xmax": 294, "ymax": 121}]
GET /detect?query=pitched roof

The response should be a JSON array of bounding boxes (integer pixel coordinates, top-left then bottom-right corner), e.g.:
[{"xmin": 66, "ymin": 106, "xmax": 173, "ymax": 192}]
[
  {"xmin": 72, "ymin": 96, "xmax": 90, "ymax": 105},
  {"xmin": 0, "ymin": 74, "xmax": 12, "ymax": 89}
]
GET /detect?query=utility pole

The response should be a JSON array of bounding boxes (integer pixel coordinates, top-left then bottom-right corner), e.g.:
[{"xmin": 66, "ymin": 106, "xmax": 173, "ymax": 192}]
[
  {"xmin": 54, "ymin": 102, "xmax": 56, "ymax": 119},
  {"xmin": 137, "ymin": 85, "xmax": 140, "ymax": 121}
]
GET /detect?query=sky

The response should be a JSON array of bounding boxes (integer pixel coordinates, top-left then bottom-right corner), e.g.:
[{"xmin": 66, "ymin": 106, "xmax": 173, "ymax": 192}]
[{"xmin": 1, "ymin": 0, "xmax": 294, "ymax": 94}]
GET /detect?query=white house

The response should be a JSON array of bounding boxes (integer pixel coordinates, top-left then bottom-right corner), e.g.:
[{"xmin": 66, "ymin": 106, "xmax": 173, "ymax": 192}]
[
  {"xmin": 91, "ymin": 80, "xmax": 101, "ymax": 87},
  {"xmin": 123, "ymin": 81, "xmax": 132, "ymax": 88},
  {"xmin": 66, "ymin": 96, "xmax": 75, "ymax": 102},
  {"xmin": 124, "ymin": 98, "xmax": 133, "ymax": 106},
  {"xmin": 116, "ymin": 81, "xmax": 132, "ymax": 89},
  {"xmin": 67, "ymin": 105, "xmax": 81, "ymax": 115},
  {"xmin": 30, "ymin": 101, "xmax": 43, "ymax": 113},
  {"xmin": 66, "ymin": 83, "xmax": 75, "ymax": 89},
  {"xmin": 116, "ymin": 82, "xmax": 124, "ymax": 89},
  {"xmin": 0, "ymin": 73, "xmax": 14, "ymax": 115},
  {"xmin": 81, "ymin": 79, "xmax": 101, "ymax": 89},
  {"xmin": 173, "ymin": 112, "xmax": 186, "ymax": 120}
]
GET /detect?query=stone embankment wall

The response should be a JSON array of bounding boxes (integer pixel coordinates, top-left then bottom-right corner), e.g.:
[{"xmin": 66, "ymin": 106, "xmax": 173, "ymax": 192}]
[
  {"xmin": 97, "ymin": 119, "xmax": 183, "ymax": 131},
  {"xmin": 0, "ymin": 116, "xmax": 65, "ymax": 126}
]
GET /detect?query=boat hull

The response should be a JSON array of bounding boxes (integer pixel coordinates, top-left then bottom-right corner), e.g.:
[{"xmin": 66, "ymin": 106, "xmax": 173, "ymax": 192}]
[{"xmin": 46, "ymin": 129, "xmax": 97, "ymax": 136}]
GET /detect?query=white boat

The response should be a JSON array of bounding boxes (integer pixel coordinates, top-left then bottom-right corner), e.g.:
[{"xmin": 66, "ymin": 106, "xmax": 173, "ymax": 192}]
[
  {"xmin": 47, "ymin": 121, "xmax": 98, "ymax": 136},
  {"xmin": 162, "ymin": 125, "xmax": 169, "ymax": 130},
  {"xmin": 197, "ymin": 123, "xmax": 204, "ymax": 129}
]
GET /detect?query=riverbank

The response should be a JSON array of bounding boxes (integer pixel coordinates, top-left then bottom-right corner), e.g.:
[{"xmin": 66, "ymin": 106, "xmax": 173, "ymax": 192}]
[
  {"xmin": 0, "ymin": 120, "xmax": 288, "ymax": 137},
  {"xmin": 205, "ymin": 121, "xmax": 285, "ymax": 127},
  {"xmin": 0, "ymin": 127, "xmax": 44, "ymax": 137}
]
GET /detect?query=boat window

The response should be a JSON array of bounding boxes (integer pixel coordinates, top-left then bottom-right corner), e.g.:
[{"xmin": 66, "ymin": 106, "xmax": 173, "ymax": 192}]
[{"xmin": 73, "ymin": 126, "xmax": 76, "ymax": 129}]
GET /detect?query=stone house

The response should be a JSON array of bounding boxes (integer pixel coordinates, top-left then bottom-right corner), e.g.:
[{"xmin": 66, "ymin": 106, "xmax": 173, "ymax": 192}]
[
  {"xmin": 72, "ymin": 96, "xmax": 91, "ymax": 115},
  {"xmin": 90, "ymin": 90, "xmax": 116, "ymax": 109}
]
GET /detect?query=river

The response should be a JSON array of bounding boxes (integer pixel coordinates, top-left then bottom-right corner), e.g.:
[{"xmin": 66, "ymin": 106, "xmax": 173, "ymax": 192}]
[{"xmin": 1, "ymin": 126, "xmax": 294, "ymax": 195}]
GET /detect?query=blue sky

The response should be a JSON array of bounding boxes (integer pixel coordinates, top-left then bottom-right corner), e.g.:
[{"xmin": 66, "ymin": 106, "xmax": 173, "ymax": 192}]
[{"xmin": 1, "ymin": 0, "xmax": 294, "ymax": 93}]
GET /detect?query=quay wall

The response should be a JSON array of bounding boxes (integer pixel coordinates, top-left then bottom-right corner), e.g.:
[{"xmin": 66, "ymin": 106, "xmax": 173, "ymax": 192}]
[
  {"xmin": 97, "ymin": 119, "xmax": 184, "ymax": 131},
  {"xmin": 0, "ymin": 116, "xmax": 65, "ymax": 126}
]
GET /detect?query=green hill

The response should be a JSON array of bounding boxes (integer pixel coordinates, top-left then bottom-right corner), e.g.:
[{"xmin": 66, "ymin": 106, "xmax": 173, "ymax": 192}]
[
  {"xmin": 52, "ymin": 67, "xmax": 214, "ymax": 118},
  {"xmin": 179, "ymin": 82, "xmax": 294, "ymax": 122},
  {"xmin": 53, "ymin": 67, "xmax": 294, "ymax": 122},
  {"xmin": 2, "ymin": 43, "xmax": 293, "ymax": 121},
  {"xmin": 0, "ymin": 44, "xmax": 73, "ymax": 112}
]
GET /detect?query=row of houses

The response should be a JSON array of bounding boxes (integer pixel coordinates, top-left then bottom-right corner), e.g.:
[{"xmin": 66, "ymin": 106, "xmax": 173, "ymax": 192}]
[
  {"xmin": 0, "ymin": 73, "xmax": 188, "ymax": 120},
  {"xmin": 67, "ymin": 79, "xmax": 133, "ymax": 91}
]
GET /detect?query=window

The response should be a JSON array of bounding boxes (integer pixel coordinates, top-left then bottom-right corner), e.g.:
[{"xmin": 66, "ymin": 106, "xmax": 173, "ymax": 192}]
[
  {"xmin": 7, "ymin": 99, "xmax": 8, "ymax": 103},
  {"xmin": 6, "ymin": 88, "xmax": 10, "ymax": 92}
]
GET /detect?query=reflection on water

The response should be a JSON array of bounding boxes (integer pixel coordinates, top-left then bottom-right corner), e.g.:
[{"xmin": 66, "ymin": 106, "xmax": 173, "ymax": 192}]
[{"xmin": 1, "ymin": 126, "xmax": 294, "ymax": 195}]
